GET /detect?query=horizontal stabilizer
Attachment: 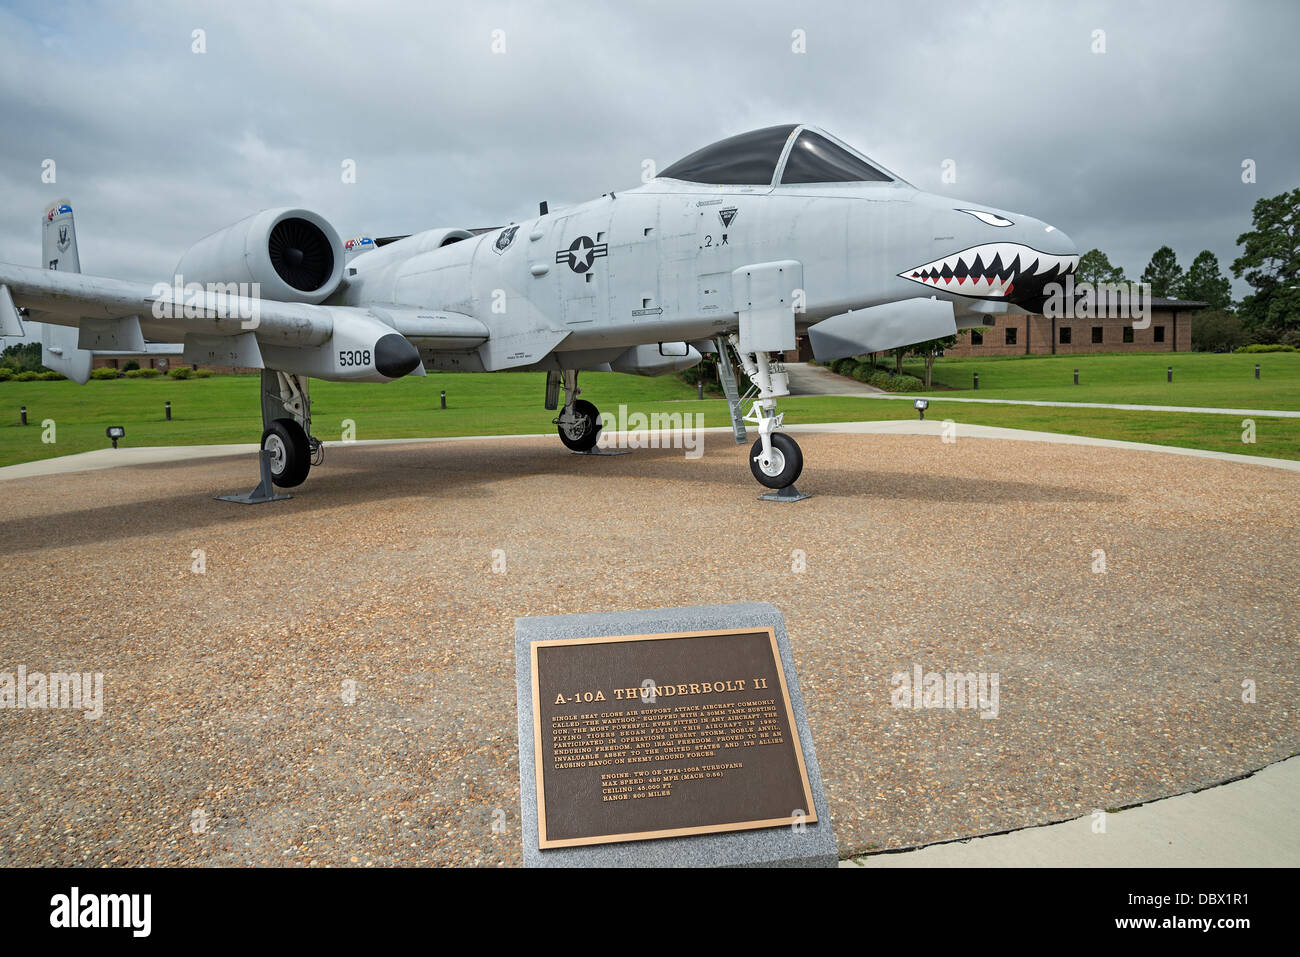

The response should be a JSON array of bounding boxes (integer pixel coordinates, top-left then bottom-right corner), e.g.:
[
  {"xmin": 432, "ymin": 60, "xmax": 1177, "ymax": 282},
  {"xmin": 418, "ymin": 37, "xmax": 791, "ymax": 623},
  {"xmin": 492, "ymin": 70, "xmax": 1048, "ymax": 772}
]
[
  {"xmin": 807, "ymin": 298, "xmax": 957, "ymax": 361},
  {"xmin": 40, "ymin": 322, "xmax": 94, "ymax": 384}
]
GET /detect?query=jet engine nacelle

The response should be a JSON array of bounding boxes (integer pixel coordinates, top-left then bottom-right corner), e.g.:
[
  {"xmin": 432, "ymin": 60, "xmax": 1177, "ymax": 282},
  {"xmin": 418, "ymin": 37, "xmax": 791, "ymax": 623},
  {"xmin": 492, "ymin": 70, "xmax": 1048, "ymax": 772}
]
[
  {"xmin": 258, "ymin": 310, "xmax": 422, "ymax": 382},
  {"xmin": 174, "ymin": 207, "xmax": 345, "ymax": 305},
  {"xmin": 610, "ymin": 342, "xmax": 702, "ymax": 376}
]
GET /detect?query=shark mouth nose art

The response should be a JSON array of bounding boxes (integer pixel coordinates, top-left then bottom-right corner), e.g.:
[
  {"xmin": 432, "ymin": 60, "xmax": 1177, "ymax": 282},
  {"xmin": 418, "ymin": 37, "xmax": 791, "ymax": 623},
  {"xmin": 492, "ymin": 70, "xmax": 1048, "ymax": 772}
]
[{"xmin": 899, "ymin": 243, "xmax": 1079, "ymax": 300}]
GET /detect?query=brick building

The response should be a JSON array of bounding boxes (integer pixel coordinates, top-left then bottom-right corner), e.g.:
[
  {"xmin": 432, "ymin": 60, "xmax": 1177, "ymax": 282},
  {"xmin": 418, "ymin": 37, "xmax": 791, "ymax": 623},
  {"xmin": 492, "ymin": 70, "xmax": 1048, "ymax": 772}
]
[{"xmin": 945, "ymin": 298, "xmax": 1206, "ymax": 357}]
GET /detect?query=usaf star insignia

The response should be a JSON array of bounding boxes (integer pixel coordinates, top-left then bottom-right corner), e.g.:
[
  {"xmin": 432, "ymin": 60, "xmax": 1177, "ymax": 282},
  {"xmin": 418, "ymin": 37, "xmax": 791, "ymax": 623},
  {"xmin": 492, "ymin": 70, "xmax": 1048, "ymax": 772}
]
[{"xmin": 556, "ymin": 235, "xmax": 608, "ymax": 273}]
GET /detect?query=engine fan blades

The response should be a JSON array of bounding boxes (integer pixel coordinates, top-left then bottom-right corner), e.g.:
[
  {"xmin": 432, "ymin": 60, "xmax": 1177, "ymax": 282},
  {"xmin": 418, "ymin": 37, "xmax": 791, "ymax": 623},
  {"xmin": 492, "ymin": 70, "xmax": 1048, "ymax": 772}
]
[{"xmin": 268, "ymin": 217, "xmax": 334, "ymax": 291}]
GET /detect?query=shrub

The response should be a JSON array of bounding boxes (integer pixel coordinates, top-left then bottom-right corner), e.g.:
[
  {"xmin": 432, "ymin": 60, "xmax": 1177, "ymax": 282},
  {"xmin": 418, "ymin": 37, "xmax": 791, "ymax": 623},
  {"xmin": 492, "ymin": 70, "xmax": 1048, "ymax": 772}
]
[
  {"xmin": 14, "ymin": 371, "xmax": 40, "ymax": 381},
  {"xmin": 169, "ymin": 366, "xmax": 192, "ymax": 379},
  {"xmin": 890, "ymin": 374, "xmax": 925, "ymax": 392},
  {"xmin": 90, "ymin": 367, "xmax": 121, "ymax": 379},
  {"xmin": 1191, "ymin": 310, "xmax": 1246, "ymax": 352},
  {"xmin": 192, "ymin": 368, "xmax": 213, "ymax": 378},
  {"xmin": 851, "ymin": 365, "xmax": 872, "ymax": 383},
  {"xmin": 833, "ymin": 358, "xmax": 859, "ymax": 376},
  {"xmin": 37, "ymin": 370, "xmax": 65, "ymax": 380},
  {"xmin": 0, "ymin": 368, "xmax": 13, "ymax": 381},
  {"xmin": 123, "ymin": 360, "xmax": 140, "ymax": 372},
  {"xmin": 1233, "ymin": 343, "xmax": 1296, "ymax": 353},
  {"xmin": 124, "ymin": 367, "xmax": 161, "ymax": 378}
]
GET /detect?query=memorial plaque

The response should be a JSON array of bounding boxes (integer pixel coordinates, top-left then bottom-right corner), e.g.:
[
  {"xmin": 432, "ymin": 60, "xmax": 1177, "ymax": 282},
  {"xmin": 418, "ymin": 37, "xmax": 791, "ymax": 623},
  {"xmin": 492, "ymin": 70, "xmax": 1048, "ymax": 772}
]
[{"xmin": 529, "ymin": 627, "xmax": 816, "ymax": 849}]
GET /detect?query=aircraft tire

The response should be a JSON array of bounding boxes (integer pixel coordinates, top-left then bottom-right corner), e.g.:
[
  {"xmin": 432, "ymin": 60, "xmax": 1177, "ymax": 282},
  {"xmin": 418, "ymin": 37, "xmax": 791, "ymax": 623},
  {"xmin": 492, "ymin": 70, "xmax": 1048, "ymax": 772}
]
[
  {"xmin": 750, "ymin": 433, "xmax": 803, "ymax": 489},
  {"xmin": 558, "ymin": 399, "xmax": 601, "ymax": 452},
  {"xmin": 262, "ymin": 418, "xmax": 312, "ymax": 488}
]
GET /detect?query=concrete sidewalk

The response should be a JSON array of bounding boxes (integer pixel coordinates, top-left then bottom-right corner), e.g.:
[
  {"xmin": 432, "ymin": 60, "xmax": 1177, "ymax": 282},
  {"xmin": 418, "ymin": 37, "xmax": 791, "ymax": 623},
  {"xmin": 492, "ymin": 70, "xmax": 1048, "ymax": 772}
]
[
  {"xmin": 860, "ymin": 392, "xmax": 1300, "ymax": 417},
  {"xmin": 782, "ymin": 361, "xmax": 883, "ymax": 396},
  {"xmin": 3, "ymin": 419, "xmax": 1298, "ymax": 482},
  {"xmin": 843, "ymin": 755, "xmax": 1300, "ymax": 867}
]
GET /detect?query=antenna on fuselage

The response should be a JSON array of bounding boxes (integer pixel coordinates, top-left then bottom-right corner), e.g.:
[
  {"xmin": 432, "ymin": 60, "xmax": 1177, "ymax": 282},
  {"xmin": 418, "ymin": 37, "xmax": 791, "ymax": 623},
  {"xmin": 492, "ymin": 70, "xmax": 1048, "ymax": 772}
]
[{"xmin": 539, "ymin": 201, "xmax": 548, "ymax": 216}]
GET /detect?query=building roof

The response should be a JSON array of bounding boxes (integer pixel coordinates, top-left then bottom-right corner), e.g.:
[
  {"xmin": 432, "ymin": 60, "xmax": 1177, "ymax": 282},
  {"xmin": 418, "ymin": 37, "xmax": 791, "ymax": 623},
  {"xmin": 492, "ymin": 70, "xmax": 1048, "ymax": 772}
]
[{"xmin": 1151, "ymin": 297, "xmax": 1209, "ymax": 310}]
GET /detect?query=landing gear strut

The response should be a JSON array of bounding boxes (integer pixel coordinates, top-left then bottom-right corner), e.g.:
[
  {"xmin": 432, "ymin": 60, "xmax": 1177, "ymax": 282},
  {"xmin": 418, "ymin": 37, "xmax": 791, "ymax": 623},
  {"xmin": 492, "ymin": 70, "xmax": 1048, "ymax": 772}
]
[
  {"xmin": 219, "ymin": 370, "xmax": 321, "ymax": 503},
  {"xmin": 551, "ymin": 370, "xmax": 602, "ymax": 453},
  {"xmin": 259, "ymin": 370, "xmax": 321, "ymax": 488},
  {"xmin": 728, "ymin": 335, "xmax": 806, "ymax": 494}
]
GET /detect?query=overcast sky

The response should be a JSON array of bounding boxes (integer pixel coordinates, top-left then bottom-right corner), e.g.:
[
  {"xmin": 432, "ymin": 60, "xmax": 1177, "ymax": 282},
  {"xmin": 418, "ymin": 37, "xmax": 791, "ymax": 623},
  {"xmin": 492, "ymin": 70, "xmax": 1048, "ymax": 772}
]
[{"xmin": 2, "ymin": 0, "xmax": 1297, "ymax": 299}]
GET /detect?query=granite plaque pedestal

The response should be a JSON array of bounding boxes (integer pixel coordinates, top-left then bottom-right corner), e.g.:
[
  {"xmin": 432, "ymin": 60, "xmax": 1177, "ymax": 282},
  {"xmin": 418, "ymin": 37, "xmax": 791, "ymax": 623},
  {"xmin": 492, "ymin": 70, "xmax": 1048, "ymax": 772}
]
[{"xmin": 514, "ymin": 602, "xmax": 836, "ymax": 867}]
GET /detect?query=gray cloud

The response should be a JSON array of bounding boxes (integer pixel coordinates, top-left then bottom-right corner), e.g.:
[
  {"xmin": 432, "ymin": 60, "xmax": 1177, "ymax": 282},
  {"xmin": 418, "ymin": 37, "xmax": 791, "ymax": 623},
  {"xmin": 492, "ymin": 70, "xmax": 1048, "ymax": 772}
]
[{"xmin": 1, "ymin": 0, "xmax": 1296, "ymax": 298}]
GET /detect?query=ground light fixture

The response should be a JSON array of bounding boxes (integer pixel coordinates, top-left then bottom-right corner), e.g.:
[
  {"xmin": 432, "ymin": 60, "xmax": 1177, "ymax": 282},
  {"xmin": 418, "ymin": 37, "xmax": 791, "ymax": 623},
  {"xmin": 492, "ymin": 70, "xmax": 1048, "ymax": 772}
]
[
  {"xmin": 105, "ymin": 426, "xmax": 125, "ymax": 449},
  {"xmin": 914, "ymin": 399, "xmax": 929, "ymax": 420}
]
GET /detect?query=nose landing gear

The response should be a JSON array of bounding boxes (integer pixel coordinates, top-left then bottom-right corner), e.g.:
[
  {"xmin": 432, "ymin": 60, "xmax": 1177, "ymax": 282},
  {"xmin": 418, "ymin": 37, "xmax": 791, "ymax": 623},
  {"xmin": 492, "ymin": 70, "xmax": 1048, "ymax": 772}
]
[{"xmin": 728, "ymin": 335, "xmax": 807, "ymax": 497}]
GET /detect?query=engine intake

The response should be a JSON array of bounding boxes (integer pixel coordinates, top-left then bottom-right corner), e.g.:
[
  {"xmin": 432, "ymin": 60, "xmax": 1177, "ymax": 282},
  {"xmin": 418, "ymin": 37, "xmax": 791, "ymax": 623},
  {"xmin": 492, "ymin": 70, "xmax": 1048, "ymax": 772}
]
[{"xmin": 175, "ymin": 207, "xmax": 345, "ymax": 305}]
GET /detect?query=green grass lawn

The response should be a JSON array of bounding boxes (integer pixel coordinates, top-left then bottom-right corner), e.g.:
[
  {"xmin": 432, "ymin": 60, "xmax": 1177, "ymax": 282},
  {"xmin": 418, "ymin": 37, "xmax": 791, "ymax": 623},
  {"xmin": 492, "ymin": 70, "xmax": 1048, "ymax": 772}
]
[
  {"xmin": 899, "ymin": 351, "xmax": 1300, "ymax": 410},
  {"xmin": 1, "ymin": 354, "xmax": 1297, "ymax": 468}
]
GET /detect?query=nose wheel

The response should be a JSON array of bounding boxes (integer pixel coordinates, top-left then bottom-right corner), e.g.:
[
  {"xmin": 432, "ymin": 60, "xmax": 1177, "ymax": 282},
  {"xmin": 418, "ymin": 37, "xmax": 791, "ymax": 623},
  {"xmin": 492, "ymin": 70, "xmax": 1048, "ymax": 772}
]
[{"xmin": 750, "ymin": 432, "xmax": 803, "ymax": 489}]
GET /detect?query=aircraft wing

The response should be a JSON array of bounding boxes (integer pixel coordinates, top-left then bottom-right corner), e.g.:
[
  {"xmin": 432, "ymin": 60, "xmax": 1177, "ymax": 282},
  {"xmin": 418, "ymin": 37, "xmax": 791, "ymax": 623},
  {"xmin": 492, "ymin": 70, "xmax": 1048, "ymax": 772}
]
[{"xmin": 0, "ymin": 261, "xmax": 488, "ymax": 383}]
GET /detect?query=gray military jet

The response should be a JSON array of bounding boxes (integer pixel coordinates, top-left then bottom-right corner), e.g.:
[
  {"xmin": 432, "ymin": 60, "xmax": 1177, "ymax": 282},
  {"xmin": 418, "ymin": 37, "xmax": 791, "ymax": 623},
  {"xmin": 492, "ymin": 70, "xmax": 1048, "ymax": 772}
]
[{"xmin": 0, "ymin": 125, "xmax": 1076, "ymax": 493}]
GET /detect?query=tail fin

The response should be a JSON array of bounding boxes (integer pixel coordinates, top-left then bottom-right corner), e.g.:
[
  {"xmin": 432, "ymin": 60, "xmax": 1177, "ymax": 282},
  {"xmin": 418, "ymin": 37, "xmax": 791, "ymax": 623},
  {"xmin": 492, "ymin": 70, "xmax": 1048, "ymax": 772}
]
[
  {"xmin": 343, "ymin": 234, "xmax": 377, "ymax": 265},
  {"xmin": 41, "ymin": 199, "xmax": 80, "ymax": 274},
  {"xmin": 38, "ymin": 199, "xmax": 92, "ymax": 383}
]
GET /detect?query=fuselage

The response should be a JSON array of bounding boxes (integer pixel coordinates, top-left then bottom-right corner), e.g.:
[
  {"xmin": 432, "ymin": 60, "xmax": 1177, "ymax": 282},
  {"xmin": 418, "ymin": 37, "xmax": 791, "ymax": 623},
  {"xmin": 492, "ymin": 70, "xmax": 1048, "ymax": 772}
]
[{"xmin": 336, "ymin": 124, "xmax": 1076, "ymax": 372}]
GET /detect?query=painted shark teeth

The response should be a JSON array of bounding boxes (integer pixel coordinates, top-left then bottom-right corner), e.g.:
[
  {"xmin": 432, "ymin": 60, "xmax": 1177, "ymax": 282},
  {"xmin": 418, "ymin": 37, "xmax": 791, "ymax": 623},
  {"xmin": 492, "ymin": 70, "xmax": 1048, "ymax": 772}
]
[{"xmin": 899, "ymin": 243, "xmax": 1079, "ymax": 297}]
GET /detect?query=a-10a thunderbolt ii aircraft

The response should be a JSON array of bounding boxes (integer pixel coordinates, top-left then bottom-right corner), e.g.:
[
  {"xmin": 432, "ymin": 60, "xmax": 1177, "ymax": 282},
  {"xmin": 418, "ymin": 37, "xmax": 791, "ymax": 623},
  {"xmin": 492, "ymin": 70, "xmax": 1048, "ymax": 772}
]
[{"xmin": 0, "ymin": 125, "xmax": 1077, "ymax": 493}]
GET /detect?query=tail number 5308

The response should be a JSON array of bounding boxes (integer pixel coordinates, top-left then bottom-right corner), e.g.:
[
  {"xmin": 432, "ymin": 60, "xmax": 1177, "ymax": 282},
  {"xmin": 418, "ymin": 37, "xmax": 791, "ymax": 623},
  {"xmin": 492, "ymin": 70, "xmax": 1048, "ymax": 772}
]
[{"xmin": 338, "ymin": 349, "xmax": 372, "ymax": 368}]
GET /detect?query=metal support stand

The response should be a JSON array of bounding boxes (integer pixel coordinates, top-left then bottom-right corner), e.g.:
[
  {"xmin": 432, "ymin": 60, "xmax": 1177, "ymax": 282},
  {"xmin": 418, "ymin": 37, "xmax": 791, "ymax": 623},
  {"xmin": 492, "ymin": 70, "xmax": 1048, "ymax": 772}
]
[
  {"xmin": 758, "ymin": 484, "xmax": 811, "ymax": 503},
  {"xmin": 216, "ymin": 449, "xmax": 291, "ymax": 504}
]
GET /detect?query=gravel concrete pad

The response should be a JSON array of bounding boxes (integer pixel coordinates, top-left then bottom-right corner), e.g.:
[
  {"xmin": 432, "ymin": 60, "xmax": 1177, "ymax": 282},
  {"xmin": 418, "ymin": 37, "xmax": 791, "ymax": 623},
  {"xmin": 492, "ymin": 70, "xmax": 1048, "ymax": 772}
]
[{"xmin": 0, "ymin": 431, "xmax": 1296, "ymax": 865}]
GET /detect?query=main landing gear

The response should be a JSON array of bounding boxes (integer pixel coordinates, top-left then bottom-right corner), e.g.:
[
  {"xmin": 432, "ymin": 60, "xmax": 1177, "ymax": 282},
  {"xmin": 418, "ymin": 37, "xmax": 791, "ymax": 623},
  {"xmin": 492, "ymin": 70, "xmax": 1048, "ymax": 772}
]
[
  {"xmin": 549, "ymin": 370, "xmax": 603, "ymax": 453},
  {"xmin": 218, "ymin": 370, "xmax": 323, "ymax": 504},
  {"xmin": 259, "ymin": 370, "xmax": 322, "ymax": 488},
  {"xmin": 728, "ymin": 334, "xmax": 806, "ymax": 494}
]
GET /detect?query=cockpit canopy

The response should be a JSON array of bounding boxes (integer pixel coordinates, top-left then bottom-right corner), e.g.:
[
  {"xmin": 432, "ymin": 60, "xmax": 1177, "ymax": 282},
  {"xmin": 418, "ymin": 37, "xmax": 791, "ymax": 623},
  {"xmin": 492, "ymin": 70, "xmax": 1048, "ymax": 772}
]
[{"xmin": 658, "ymin": 125, "xmax": 898, "ymax": 187}]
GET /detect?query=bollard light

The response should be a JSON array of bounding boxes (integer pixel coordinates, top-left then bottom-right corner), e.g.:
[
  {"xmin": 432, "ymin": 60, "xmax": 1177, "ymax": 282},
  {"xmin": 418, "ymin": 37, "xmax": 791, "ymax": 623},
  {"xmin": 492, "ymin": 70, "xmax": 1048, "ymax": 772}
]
[
  {"xmin": 1167, "ymin": 366, "xmax": 1173, "ymax": 383},
  {"xmin": 105, "ymin": 425, "xmax": 125, "ymax": 449},
  {"xmin": 1256, "ymin": 363, "xmax": 1261, "ymax": 380},
  {"xmin": 697, "ymin": 380, "xmax": 704, "ymax": 400},
  {"xmin": 914, "ymin": 398, "xmax": 929, "ymax": 421},
  {"xmin": 165, "ymin": 401, "xmax": 171, "ymax": 421},
  {"xmin": 1073, "ymin": 368, "xmax": 1079, "ymax": 385},
  {"xmin": 440, "ymin": 390, "xmax": 447, "ymax": 410},
  {"xmin": 19, "ymin": 405, "xmax": 27, "ymax": 426},
  {"xmin": 973, "ymin": 372, "xmax": 979, "ymax": 390}
]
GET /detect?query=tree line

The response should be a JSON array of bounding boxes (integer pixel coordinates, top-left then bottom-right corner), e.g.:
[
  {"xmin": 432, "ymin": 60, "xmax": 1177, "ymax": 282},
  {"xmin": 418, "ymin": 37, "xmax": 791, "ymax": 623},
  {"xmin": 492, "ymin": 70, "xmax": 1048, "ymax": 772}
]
[{"xmin": 1076, "ymin": 187, "xmax": 1299, "ymax": 352}]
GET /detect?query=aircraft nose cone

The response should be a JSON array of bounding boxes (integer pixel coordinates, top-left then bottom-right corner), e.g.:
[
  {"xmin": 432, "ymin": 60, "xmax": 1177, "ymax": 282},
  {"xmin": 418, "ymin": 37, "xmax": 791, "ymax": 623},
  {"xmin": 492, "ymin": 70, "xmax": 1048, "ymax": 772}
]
[
  {"xmin": 1046, "ymin": 225, "xmax": 1077, "ymax": 259},
  {"xmin": 374, "ymin": 333, "xmax": 421, "ymax": 378}
]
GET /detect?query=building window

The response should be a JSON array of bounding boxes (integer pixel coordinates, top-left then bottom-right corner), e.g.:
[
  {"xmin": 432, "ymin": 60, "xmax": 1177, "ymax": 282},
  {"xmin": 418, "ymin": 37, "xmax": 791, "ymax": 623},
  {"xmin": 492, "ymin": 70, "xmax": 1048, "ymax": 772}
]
[
  {"xmin": 1059, "ymin": 327, "xmax": 1072, "ymax": 345},
  {"xmin": 1123, "ymin": 326, "xmax": 1134, "ymax": 343},
  {"xmin": 1154, "ymin": 325, "xmax": 1165, "ymax": 343},
  {"xmin": 1091, "ymin": 326, "xmax": 1103, "ymax": 344},
  {"xmin": 970, "ymin": 330, "xmax": 983, "ymax": 346},
  {"xmin": 985, "ymin": 316, "xmax": 995, "ymax": 326},
  {"xmin": 1005, "ymin": 327, "xmax": 1017, "ymax": 346}
]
